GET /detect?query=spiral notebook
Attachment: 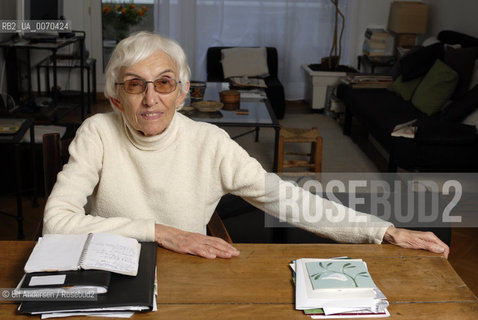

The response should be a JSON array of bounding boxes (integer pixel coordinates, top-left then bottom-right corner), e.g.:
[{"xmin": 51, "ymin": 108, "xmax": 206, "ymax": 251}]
[{"xmin": 24, "ymin": 233, "xmax": 141, "ymax": 276}]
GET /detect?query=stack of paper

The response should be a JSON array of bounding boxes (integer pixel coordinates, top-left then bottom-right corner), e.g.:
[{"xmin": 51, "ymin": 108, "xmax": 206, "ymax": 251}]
[
  {"xmin": 341, "ymin": 74, "xmax": 392, "ymax": 89},
  {"xmin": 238, "ymin": 89, "xmax": 267, "ymax": 100},
  {"xmin": 229, "ymin": 77, "xmax": 267, "ymax": 88},
  {"xmin": 391, "ymin": 119, "xmax": 417, "ymax": 139},
  {"xmin": 293, "ymin": 258, "xmax": 389, "ymax": 319}
]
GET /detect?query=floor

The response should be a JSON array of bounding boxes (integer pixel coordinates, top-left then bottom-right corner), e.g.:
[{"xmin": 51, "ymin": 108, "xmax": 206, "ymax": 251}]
[{"xmin": 0, "ymin": 98, "xmax": 476, "ymax": 297}]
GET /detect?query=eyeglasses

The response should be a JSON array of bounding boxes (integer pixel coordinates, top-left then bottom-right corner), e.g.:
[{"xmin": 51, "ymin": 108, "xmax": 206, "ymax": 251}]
[{"xmin": 115, "ymin": 77, "xmax": 181, "ymax": 94}]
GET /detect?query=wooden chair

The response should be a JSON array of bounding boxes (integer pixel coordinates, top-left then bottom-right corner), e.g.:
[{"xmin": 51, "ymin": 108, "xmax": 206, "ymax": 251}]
[
  {"xmin": 277, "ymin": 127, "xmax": 323, "ymax": 172},
  {"xmin": 207, "ymin": 211, "xmax": 232, "ymax": 243},
  {"xmin": 36, "ymin": 133, "xmax": 232, "ymax": 244}
]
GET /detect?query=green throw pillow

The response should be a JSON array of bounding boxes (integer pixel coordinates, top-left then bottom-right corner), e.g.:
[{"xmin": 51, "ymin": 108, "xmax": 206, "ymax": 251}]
[
  {"xmin": 387, "ymin": 75, "xmax": 423, "ymax": 101},
  {"xmin": 411, "ymin": 59, "xmax": 459, "ymax": 115}
]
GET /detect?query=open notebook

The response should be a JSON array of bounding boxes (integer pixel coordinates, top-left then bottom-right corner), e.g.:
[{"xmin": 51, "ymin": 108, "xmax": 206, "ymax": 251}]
[{"xmin": 24, "ymin": 233, "xmax": 141, "ymax": 276}]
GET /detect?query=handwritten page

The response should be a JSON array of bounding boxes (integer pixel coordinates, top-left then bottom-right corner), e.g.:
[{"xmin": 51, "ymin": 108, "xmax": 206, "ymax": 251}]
[
  {"xmin": 80, "ymin": 233, "xmax": 141, "ymax": 276},
  {"xmin": 24, "ymin": 233, "xmax": 141, "ymax": 276}
]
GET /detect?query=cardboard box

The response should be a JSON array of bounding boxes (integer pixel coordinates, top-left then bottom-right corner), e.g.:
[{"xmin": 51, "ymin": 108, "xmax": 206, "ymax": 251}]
[{"xmin": 388, "ymin": 1, "xmax": 428, "ymax": 34}]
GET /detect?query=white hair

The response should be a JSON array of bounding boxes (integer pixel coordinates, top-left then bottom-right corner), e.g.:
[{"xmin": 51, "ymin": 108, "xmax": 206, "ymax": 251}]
[{"xmin": 104, "ymin": 31, "xmax": 190, "ymax": 106}]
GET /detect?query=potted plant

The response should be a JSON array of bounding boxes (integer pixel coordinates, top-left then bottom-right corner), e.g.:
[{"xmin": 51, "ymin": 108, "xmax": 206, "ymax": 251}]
[
  {"xmin": 102, "ymin": 1, "xmax": 148, "ymax": 42},
  {"xmin": 303, "ymin": 0, "xmax": 355, "ymax": 111}
]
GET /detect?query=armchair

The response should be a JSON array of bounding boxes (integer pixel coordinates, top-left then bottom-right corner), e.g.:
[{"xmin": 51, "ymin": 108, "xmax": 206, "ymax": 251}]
[{"xmin": 206, "ymin": 46, "xmax": 286, "ymax": 119}]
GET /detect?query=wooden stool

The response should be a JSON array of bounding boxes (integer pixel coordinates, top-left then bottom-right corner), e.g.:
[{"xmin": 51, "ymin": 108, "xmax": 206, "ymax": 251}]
[{"xmin": 277, "ymin": 127, "xmax": 323, "ymax": 172}]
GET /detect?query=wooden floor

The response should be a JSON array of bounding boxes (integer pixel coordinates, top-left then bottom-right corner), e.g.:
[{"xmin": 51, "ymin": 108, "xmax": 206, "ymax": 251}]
[{"xmin": 0, "ymin": 99, "xmax": 477, "ymax": 297}]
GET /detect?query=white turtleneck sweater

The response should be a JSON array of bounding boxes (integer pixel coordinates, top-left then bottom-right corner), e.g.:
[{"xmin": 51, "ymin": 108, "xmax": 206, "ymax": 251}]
[{"xmin": 43, "ymin": 111, "xmax": 392, "ymax": 243}]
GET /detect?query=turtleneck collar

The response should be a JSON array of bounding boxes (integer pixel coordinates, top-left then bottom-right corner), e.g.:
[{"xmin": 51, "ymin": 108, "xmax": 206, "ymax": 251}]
[{"xmin": 121, "ymin": 111, "xmax": 179, "ymax": 151}]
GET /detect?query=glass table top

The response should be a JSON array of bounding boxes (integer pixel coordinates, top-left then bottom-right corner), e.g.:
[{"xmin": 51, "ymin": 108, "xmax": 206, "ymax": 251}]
[{"xmin": 185, "ymin": 82, "xmax": 276, "ymax": 126}]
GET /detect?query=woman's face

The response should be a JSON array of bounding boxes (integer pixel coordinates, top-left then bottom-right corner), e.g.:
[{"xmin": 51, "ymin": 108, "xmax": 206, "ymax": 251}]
[{"xmin": 111, "ymin": 50, "xmax": 187, "ymax": 136}]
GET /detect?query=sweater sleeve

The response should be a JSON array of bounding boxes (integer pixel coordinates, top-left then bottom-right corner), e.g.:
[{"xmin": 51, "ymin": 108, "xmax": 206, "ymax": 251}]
[
  {"xmin": 42, "ymin": 116, "xmax": 156, "ymax": 242},
  {"xmin": 215, "ymin": 135, "xmax": 393, "ymax": 244}
]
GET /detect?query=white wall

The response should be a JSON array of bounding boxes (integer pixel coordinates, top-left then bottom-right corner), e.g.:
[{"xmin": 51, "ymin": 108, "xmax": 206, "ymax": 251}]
[{"xmin": 422, "ymin": 0, "xmax": 478, "ymax": 39}]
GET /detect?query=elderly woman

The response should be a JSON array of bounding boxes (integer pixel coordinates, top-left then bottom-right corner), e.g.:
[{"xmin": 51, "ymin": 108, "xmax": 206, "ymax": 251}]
[{"xmin": 43, "ymin": 31, "xmax": 449, "ymax": 259}]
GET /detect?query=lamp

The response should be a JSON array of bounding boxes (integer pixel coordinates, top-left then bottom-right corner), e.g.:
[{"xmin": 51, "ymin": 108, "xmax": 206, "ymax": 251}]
[
  {"xmin": 388, "ymin": 1, "xmax": 428, "ymax": 50},
  {"xmin": 388, "ymin": 1, "xmax": 428, "ymax": 34}
]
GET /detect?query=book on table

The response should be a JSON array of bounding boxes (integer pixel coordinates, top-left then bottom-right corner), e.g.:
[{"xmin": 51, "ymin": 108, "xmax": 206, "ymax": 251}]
[
  {"xmin": 305, "ymin": 260, "xmax": 377, "ymax": 292},
  {"xmin": 229, "ymin": 76, "xmax": 267, "ymax": 88},
  {"xmin": 293, "ymin": 258, "xmax": 389, "ymax": 319},
  {"xmin": 24, "ymin": 233, "xmax": 141, "ymax": 276},
  {"xmin": 364, "ymin": 28, "xmax": 389, "ymax": 41},
  {"xmin": 0, "ymin": 118, "xmax": 26, "ymax": 134},
  {"xmin": 18, "ymin": 241, "xmax": 157, "ymax": 317}
]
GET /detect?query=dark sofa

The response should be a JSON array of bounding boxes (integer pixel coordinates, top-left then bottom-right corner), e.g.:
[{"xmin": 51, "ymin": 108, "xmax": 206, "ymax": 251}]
[
  {"xmin": 206, "ymin": 47, "xmax": 286, "ymax": 119},
  {"xmin": 338, "ymin": 31, "xmax": 478, "ymax": 172}
]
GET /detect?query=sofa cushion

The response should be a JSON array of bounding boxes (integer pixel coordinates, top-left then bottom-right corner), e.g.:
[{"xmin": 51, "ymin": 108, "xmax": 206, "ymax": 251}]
[
  {"xmin": 444, "ymin": 46, "xmax": 478, "ymax": 98},
  {"xmin": 411, "ymin": 59, "xmax": 458, "ymax": 115},
  {"xmin": 387, "ymin": 75, "xmax": 423, "ymax": 101},
  {"xmin": 400, "ymin": 42, "xmax": 444, "ymax": 81},
  {"xmin": 221, "ymin": 47, "xmax": 269, "ymax": 78},
  {"xmin": 441, "ymin": 85, "xmax": 478, "ymax": 122}
]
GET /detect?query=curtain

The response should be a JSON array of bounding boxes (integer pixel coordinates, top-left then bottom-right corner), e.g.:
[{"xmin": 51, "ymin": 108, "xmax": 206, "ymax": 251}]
[{"xmin": 156, "ymin": 0, "xmax": 352, "ymax": 100}]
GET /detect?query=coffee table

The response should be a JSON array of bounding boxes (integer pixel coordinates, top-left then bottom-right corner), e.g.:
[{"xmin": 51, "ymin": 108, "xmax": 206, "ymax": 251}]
[{"xmin": 185, "ymin": 82, "xmax": 280, "ymax": 171}]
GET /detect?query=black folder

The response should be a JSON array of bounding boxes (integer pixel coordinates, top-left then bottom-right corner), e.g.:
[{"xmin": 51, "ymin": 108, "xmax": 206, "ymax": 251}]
[
  {"xmin": 20, "ymin": 270, "xmax": 111, "ymax": 293},
  {"xmin": 19, "ymin": 242, "xmax": 157, "ymax": 314}
]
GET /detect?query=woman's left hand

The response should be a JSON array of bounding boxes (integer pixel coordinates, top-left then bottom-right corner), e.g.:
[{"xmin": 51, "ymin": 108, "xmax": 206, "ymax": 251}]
[
  {"xmin": 383, "ymin": 226, "xmax": 450, "ymax": 259},
  {"xmin": 154, "ymin": 223, "xmax": 240, "ymax": 259}
]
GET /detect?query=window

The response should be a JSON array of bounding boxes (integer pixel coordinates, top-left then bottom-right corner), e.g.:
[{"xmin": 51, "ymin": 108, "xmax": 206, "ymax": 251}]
[
  {"xmin": 157, "ymin": 0, "xmax": 352, "ymax": 100},
  {"xmin": 101, "ymin": 0, "xmax": 154, "ymax": 70}
]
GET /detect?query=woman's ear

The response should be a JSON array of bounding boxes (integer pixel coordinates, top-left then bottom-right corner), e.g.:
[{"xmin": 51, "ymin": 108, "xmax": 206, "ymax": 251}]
[
  {"xmin": 176, "ymin": 81, "xmax": 190, "ymax": 105},
  {"xmin": 110, "ymin": 97, "xmax": 125, "ymax": 112}
]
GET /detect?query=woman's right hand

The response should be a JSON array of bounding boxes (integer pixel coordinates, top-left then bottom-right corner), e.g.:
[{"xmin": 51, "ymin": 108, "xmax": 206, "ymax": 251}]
[{"xmin": 154, "ymin": 224, "xmax": 240, "ymax": 259}]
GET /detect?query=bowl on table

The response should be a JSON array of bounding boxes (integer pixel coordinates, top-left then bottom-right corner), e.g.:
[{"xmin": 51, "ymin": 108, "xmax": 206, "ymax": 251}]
[{"xmin": 192, "ymin": 100, "xmax": 223, "ymax": 113}]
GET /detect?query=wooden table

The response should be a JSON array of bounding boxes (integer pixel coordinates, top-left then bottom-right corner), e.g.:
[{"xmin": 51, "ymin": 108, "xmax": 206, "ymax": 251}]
[{"xmin": 1, "ymin": 242, "xmax": 477, "ymax": 319}]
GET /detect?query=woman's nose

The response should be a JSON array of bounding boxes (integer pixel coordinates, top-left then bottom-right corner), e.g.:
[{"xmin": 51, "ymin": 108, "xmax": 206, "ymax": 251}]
[{"xmin": 142, "ymin": 83, "xmax": 159, "ymax": 107}]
